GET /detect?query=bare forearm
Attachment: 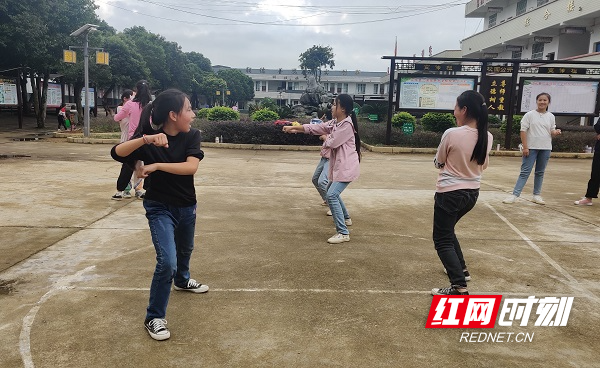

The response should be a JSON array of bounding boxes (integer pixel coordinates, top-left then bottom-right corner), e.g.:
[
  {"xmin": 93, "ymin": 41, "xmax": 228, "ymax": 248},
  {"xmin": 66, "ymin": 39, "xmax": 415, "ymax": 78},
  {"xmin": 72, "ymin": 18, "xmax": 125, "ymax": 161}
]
[
  {"xmin": 520, "ymin": 131, "xmax": 528, "ymax": 149},
  {"xmin": 154, "ymin": 161, "xmax": 199, "ymax": 175},
  {"xmin": 115, "ymin": 137, "xmax": 146, "ymax": 157}
]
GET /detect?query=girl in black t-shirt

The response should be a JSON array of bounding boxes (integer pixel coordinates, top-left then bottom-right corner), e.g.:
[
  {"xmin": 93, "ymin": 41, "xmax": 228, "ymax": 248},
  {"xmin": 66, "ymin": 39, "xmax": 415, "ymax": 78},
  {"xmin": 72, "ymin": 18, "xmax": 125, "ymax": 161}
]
[{"xmin": 111, "ymin": 89, "xmax": 207, "ymax": 341}]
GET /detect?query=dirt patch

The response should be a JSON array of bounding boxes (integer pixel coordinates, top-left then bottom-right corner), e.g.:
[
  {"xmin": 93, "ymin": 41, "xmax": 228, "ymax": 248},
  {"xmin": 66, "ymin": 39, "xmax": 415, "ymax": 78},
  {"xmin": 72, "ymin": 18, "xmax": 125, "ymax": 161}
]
[{"xmin": 0, "ymin": 279, "xmax": 16, "ymax": 295}]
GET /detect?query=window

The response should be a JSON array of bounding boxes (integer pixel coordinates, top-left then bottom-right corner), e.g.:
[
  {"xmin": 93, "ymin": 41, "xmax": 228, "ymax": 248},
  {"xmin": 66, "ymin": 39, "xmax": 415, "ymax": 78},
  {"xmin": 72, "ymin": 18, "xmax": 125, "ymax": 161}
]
[
  {"xmin": 512, "ymin": 50, "xmax": 522, "ymax": 59},
  {"xmin": 255, "ymin": 81, "xmax": 261, "ymax": 92},
  {"xmin": 546, "ymin": 52, "xmax": 555, "ymax": 60},
  {"xmin": 537, "ymin": 0, "xmax": 549, "ymax": 6},
  {"xmin": 357, "ymin": 83, "xmax": 366, "ymax": 94},
  {"xmin": 287, "ymin": 81, "xmax": 299, "ymax": 90},
  {"xmin": 373, "ymin": 84, "xmax": 379, "ymax": 94},
  {"xmin": 489, "ymin": 13, "xmax": 497, "ymax": 27},
  {"xmin": 532, "ymin": 42, "xmax": 544, "ymax": 60},
  {"xmin": 342, "ymin": 83, "xmax": 349, "ymax": 93},
  {"xmin": 516, "ymin": 0, "xmax": 527, "ymax": 16},
  {"xmin": 595, "ymin": 42, "xmax": 600, "ymax": 53}
]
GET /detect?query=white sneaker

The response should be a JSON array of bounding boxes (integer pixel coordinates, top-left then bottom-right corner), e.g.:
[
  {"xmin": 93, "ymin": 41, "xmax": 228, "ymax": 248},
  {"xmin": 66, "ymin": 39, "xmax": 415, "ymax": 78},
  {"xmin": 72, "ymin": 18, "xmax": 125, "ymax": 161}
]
[
  {"xmin": 574, "ymin": 197, "xmax": 593, "ymax": 206},
  {"xmin": 326, "ymin": 209, "xmax": 332, "ymax": 216},
  {"xmin": 344, "ymin": 218, "xmax": 352, "ymax": 226},
  {"xmin": 532, "ymin": 195, "xmax": 545, "ymax": 205},
  {"xmin": 122, "ymin": 191, "xmax": 132, "ymax": 199},
  {"xmin": 327, "ymin": 233, "xmax": 350, "ymax": 244},
  {"xmin": 502, "ymin": 195, "xmax": 517, "ymax": 204}
]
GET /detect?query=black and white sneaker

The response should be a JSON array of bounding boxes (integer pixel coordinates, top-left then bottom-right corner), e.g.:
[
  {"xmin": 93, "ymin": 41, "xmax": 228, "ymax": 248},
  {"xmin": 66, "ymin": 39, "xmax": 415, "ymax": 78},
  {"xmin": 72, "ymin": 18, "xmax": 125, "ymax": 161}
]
[
  {"xmin": 111, "ymin": 192, "xmax": 124, "ymax": 201},
  {"xmin": 144, "ymin": 318, "xmax": 170, "ymax": 341},
  {"xmin": 431, "ymin": 285, "xmax": 469, "ymax": 296},
  {"xmin": 173, "ymin": 278, "xmax": 209, "ymax": 293}
]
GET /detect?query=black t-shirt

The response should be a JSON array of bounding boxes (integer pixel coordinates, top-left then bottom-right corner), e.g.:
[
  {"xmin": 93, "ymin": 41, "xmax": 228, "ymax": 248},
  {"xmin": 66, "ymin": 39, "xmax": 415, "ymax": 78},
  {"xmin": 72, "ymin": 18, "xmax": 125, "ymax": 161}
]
[{"xmin": 111, "ymin": 128, "xmax": 204, "ymax": 207}]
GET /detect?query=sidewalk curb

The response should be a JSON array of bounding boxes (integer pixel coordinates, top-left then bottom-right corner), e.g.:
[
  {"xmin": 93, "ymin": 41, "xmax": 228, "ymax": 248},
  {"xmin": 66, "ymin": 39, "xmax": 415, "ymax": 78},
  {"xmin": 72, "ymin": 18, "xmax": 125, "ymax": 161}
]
[{"xmin": 56, "ymin": 133, "xmax": 594, "ymax": 159}]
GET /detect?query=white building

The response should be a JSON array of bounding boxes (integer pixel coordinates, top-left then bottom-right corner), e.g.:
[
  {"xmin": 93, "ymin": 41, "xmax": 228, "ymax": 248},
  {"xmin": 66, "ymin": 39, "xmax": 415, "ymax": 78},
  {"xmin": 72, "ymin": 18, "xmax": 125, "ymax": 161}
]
[
  {"xmin": 462, "ymin": 0, "xmax": 600, "ymax": 60},
  {"xmin": 218, "ymin": 67, "xmax": 390, "ymax": 106}
]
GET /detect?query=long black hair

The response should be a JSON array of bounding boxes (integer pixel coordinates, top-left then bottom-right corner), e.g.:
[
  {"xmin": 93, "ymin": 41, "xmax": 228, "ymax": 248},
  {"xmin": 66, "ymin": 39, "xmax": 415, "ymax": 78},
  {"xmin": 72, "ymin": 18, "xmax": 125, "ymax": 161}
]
[
  {"xmin": 133, "ymin": 89, "xmax": 188, "ymax": 138},
  {"xmin": 335, "ymin": 93, "xmax": 361, "ymax": 162},
  {"xmin": 132, "ymin": 80, "xmax": 152, "ymax": 108},
  {"xmin": 456, "ymin": 90, "xmax": 489, "ymax": 165}
]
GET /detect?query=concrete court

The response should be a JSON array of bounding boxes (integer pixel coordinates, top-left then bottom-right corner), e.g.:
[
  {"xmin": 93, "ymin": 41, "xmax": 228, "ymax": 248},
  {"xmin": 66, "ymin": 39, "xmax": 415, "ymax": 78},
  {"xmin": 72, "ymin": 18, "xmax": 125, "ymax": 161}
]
[{"xmin": 0, "ymin": 131, "xmax": 599, "ymax": 368}]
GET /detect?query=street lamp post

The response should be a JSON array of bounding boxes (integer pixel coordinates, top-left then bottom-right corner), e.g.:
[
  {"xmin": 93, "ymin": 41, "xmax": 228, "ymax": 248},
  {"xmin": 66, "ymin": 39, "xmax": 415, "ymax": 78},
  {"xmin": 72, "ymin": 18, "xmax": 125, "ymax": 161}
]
[
  {"xmin": 216, "ymin": 88, "xmax": 230, "ymax": 106},
  {"xmin": 70, "ymin": 24, "xmax": 98, "ymax": 138}
]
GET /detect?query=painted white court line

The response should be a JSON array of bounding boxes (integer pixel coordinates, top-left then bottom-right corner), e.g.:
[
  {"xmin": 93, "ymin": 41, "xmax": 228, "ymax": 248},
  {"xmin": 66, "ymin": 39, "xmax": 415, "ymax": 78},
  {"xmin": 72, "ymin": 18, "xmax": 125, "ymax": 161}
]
[
  {"xmin": 19, "ymin": 266, "xmax": 95, "ymax": 368},
  {"xmin": 468, "ymin": 248, "xmax": 514, "ymax": 262},
  {"xmin": 484, "ymin": 202, "xmax": 600, "ymax": 303}
]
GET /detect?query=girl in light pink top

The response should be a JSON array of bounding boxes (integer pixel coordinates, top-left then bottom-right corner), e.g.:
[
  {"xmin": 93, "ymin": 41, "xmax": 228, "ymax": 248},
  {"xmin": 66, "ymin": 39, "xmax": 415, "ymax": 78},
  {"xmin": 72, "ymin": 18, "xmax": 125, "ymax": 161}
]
[
  {"xmin": 431, "ymin": 90, "xmax": 493, "ymax": 297},
  {"xmin": 283, "ymin": 94, "xmax": 361, "ymax": 244},
  {"xmin": 111, "ymin": 80, "xmax": 152, "ymax": 200}
]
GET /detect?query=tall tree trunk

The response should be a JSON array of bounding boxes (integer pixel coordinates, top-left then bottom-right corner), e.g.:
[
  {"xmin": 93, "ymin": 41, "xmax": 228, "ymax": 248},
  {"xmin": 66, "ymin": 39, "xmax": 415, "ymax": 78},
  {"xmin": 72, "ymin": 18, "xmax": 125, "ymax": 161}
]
[
  {"xmin": 31, "ymin": 75, "xmax": 41, "ymax": 127},
  {"xmin": 38, "ymin": 69, "xmax": 50, "ymax": 128},
  {"xmin": 19, "ymin": 71, "xmax": 29, "ymax": 115}
]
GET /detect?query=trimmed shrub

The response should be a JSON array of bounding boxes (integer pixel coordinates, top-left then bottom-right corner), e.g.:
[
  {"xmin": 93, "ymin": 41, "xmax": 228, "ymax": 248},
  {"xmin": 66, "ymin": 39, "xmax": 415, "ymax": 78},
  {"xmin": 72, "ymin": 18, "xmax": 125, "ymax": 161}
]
[
  {"xmin": 488, "ymin": 115, "xmax": 502, "ymax": 128},
  {"xmin": 207, "ymin": 107, "xmax": 240, "ymax": 121},
  {"xmin": 252, "ymin": 108, "xmax": 279, "ymax": 122},
  {"xmin": 421, "ymin": 113, "xmax": 456, "ymax": 133},
  {"xmin": 391, "ymin": 111, "xmax": 416, "ymax": 128},
  {"xmin": 196, "ymin": 108, "xmax": 210, "ymax": 119},
  {"xmin": 276, "ymin": 105, "xmax": 295, "ymax": 119},
  {"xmin": 194, "ymin": 120, "xmax": 321, "ymax": 145}
]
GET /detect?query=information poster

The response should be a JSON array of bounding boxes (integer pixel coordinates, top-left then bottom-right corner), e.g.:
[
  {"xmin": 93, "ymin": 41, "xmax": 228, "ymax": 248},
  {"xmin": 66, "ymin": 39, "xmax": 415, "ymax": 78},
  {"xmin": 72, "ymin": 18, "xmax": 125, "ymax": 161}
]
[
  {"xmin": 0, "ymin": 81, "xmax": 18, "ymax": 106},
  {"xmin": 398, "ymin": 76, "xmax": 476, "ymax": 110},
  {"xmin": 47, "ymin": 83, "xmax": 62, "ymax": 107},
  {"xmin": 520, "ymin": 79, "xmax": 599, "ymax": 115},
  {"xmin": 80, "ymin": 87, "xmax": 95, "ymax": 107}
]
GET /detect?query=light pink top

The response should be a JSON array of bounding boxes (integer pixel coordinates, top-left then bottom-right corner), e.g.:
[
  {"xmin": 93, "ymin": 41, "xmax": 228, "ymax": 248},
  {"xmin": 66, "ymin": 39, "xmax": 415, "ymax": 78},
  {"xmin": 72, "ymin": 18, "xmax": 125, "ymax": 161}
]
[
  {"xmin": 303, "ymin": 117, "xmax": 360, "ymax": 182},
  {"xmin": 434, "ymin": 126, "xmax": 493, "ymax": 193},
  {"xmin": 114, "ymin": 100, "xmax": 143, "ymax": 139}
]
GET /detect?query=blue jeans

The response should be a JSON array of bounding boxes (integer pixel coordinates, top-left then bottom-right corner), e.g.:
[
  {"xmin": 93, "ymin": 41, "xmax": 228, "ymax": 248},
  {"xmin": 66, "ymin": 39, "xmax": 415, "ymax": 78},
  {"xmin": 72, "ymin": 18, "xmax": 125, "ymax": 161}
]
[
  {"xmin": 143, "ymin": 199, "xmax": 197, "ymax": 321},
  {"xmin": 512, "ymin": 149, "xmax": 551, "ymax": 196},
  {"xmin": 326, "ymin": 181, "xmax": 351, "ymax": 235},
  {"xmin": 433, "ymin": 189, "xmax": 479, "ymax": 288},
  {"xmin": 312, "ymin": 157, "xmax": 329, "ymax": 201}
]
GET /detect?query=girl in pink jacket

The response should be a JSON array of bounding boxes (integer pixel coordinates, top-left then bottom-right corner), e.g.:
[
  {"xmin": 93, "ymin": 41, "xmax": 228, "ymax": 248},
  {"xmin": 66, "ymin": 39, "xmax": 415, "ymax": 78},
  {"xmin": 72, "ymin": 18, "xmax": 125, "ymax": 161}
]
[{"xmin": 284, "ymin": 94, "xmax": 361, "ymax": 244}]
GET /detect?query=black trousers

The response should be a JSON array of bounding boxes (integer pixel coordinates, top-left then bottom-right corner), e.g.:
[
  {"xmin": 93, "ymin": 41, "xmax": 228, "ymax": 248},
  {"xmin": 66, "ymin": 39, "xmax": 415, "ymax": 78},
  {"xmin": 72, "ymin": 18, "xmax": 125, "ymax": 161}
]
[
  {"xmin": 433, "ymin": 189, "xmax": 479, "ymax": 288},
  {"xmin": 116, "ymin": 163, "xmax": 133, "ymax": 191},
  {"xmin": 584, "ymin": 141, "xmax": 600, "ymax": 199}
]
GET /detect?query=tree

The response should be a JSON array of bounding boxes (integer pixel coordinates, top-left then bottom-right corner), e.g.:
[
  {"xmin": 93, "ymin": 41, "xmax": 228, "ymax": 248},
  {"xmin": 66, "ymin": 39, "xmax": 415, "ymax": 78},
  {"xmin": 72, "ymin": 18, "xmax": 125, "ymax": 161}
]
[
  {"xmin": 196, "ymin": 74, "xmax": 227, "ymax": 106},
  {"xmin": 299, "ymin": 45, "xmax": 335, "ymax": 83},
  {"xmin": 0, "ymin": 0, "xmax": 100, "ymax": 127},
  {"xmin": 216, "ymin": 68, "xmax": 254, "ymax": 107}
]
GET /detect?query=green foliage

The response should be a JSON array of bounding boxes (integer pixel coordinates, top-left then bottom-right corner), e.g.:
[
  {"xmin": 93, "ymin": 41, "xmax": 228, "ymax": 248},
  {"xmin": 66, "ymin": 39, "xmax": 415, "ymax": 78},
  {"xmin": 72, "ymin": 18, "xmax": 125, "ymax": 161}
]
[
  {"xmin": 359, "ymin": 102, "xmax": 389, "ymax": 122},
  {"xmin": 276, "ymin": 105, "xmax": 295, "ymax": 119},
  {"xmin": 251, "ymin": 108, "xmax": 280, "ymax": 122},
  {"xmin": 500, "ymin": 115, "xmax": 523, "ymax": 134},
  {"xmin": 392, "ymin": 112, "xmax": 416, "ymax": 128},
  {"xmin": 207, "ymin": 107, "xmax": 240, "ymax": 121},
  {"xmin": 421, "ymin": 113, "xmax": 456, "ymax": 133},
  {"xmin": 488, "ymin": 115, "xmax": 503, "ymax": 128},
  {"xmin": 197, "ymin": 108, "xmax": 210, "ymax": 119},
  {"xmin": 299, "ymin": 45, "xmax": 335, "ymax": 82},
  {"xmin": 217, "ymin": 68, "xmax": 255, "ymax": 106},
  {"xmin": 194, "ymin": 120, "xmax": 321, "ymax": 145},
  {"xmin": 360, "ymin": 124, "xmax": 443, "ymax": 148},
  {"xmin": 259, "ymin": 98, "xmax": 277, "ymax": 111}
]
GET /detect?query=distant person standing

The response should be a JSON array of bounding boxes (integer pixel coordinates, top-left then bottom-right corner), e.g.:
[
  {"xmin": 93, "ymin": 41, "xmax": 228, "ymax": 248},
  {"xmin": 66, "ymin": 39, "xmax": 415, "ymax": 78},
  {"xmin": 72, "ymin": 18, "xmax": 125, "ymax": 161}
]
[
  {"xmin": 503, "ymin": 92, "xmax": 561, "ymax": 205},
  {"xmin": 57, "ymin": 103, "xmax": 67, "ymax": 131},
  {"xmin": 116, "ymin": 90, "xmax": 134, "ymax": 143},
  {"xmin": 573, "ymin": 118, "xmax": 600, "ymax": 206},
  {"xmin": 112, "ymin": 80, "xmax": 152, "ymax": 200}
]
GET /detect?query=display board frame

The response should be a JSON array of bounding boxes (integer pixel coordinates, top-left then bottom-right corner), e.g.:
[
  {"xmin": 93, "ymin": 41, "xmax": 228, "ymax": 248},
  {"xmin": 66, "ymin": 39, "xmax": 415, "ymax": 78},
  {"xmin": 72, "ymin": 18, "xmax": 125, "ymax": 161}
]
[
  {"xmin": 517, "ymin": 77, "xmax": 600, "ymax": 116},
  {"xmin": 395, "ymin": 74, "xmax": 478, "ymax": 112}
]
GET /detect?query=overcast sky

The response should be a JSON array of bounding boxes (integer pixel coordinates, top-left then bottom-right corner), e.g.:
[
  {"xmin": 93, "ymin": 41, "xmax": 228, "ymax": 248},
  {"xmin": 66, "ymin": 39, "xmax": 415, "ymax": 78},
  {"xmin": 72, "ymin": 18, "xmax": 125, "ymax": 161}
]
[{"xmin": 94, "ymin": 0, "xmax": 481, "ymax": 72}]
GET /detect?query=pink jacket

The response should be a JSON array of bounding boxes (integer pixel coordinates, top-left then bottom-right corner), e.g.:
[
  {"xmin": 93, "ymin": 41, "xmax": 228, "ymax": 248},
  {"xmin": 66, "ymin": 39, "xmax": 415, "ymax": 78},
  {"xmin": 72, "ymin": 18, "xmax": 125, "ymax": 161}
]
[
  {"xmin": 114, "ymin": 100, "xmax": 143, "ymax": 139},
  {"xmin": 304, "ymin": 117, "xmax": 360, "ymax": 182}
]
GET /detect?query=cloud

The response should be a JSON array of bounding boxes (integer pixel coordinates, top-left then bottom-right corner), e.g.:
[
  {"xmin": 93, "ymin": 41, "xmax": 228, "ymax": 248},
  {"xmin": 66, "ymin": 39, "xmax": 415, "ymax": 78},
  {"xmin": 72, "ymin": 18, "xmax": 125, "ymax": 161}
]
[{"xmin": 94, "ymin": 0, "xmax": 480, "ymax": 71}]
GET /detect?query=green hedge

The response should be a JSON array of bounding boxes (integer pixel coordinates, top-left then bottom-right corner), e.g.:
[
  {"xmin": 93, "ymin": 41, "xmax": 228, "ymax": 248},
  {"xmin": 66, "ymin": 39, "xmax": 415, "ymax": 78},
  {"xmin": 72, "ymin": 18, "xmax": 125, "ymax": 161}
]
[
  {"xmin": 207, "ymin": 107, "xmax": 240, "ymax": 121},
  {"xmin": 193, "ymin": 120, "xmax": 322, "ymax": 145}
]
